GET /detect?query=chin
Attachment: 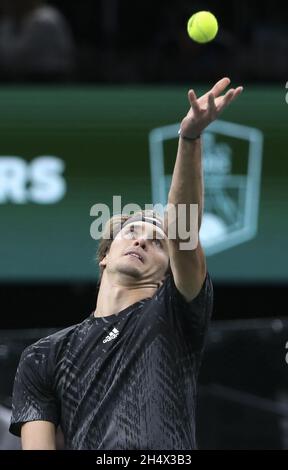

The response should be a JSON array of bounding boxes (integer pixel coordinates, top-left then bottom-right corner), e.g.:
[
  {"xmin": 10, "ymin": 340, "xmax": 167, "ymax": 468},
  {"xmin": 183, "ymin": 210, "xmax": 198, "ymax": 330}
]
[{"xmin": 117, "ymin": 263, "xmax": 142, "ymax": 279}]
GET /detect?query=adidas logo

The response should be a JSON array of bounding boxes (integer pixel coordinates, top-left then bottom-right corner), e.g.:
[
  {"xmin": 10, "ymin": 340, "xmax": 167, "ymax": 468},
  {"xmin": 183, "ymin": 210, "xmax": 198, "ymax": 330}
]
[{"xmin": 103, "ymin": 328, "xmax": 120, "ymax": 344}]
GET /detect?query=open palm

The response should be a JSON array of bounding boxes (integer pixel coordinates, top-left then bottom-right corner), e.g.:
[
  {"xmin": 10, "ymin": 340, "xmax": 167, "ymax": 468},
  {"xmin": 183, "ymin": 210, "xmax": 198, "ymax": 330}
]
[{"xmin": 180, "ymin": 77, "xmax": 243, "ymax": 139}]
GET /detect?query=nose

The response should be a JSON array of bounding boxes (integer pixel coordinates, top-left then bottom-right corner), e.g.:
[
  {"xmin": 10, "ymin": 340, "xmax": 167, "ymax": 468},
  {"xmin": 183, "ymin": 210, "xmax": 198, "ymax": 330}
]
[{"xmin": 133, "ymin": 237, "xmax": 147, "ymax": 249}]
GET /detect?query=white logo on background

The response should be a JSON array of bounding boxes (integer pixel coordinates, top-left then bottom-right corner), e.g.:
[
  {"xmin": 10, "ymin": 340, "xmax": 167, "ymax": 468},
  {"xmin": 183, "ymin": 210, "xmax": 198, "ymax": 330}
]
[
  {"xmin": 103, "ymin": 328, "xmax": 120, "ymax": 344},
  {"xmin": 149, "ymin": 120, "xmax": 263, "ymax": 255},
  {"xmin": 0, "ymin": 156, "xmax": 66, "ymax": 204}
]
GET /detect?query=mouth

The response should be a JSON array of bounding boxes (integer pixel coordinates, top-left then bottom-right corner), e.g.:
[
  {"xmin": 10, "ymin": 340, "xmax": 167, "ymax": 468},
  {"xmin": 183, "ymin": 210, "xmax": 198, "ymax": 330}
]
[{"xmin": 124, "ymin": 251, "xmax": 144, "ymax": 263}]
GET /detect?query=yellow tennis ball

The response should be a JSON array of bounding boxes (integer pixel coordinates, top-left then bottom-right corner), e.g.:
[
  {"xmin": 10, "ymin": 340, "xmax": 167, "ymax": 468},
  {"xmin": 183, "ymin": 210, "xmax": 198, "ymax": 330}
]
[{"xmin": 187, "ymin": 11, "xmax": 218, "ymax": 44}]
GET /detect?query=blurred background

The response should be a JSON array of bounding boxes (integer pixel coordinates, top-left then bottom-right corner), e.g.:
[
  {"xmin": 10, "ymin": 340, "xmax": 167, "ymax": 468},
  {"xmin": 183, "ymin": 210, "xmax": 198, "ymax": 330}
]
[{"xmin": 0, "ymin": 0, "xmax": 287, "ymax": 450}]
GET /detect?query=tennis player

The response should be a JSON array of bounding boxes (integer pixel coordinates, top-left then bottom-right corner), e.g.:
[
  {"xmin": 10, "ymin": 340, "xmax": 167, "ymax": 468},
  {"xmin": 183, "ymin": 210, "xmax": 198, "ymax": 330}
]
[{"xmin": 9, "ymin": 78, "xmax": 242, "ymax": 449}]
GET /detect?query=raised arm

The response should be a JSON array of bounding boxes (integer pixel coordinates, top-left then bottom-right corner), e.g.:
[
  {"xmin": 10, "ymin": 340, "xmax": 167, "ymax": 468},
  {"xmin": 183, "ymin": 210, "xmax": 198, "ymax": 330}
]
[
  {"xmin": 21, "ymin": 421, "xmax": 56, "ymax": 450},
  {"xmin": 165, "ymin": 78, "xmax": 243, "ymax": 302}
]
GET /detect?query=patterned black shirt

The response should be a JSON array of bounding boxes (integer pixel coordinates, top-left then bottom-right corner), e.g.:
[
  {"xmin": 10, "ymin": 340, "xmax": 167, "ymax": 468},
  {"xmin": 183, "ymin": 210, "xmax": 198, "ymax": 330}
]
[{"xmin": 10, "ymin": 272, "xmax": 213, "ymax": 450}]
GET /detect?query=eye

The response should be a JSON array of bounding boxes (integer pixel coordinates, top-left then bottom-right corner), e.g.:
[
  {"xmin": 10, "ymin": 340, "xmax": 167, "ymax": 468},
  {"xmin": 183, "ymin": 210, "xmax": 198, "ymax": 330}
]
[
  {"xmin": 153, "ymin": 239, "xmax": 162, "ymax": 247},
  {"xmin": 123, "ymin": 225, "xmax": 135, "ymax": 238}
]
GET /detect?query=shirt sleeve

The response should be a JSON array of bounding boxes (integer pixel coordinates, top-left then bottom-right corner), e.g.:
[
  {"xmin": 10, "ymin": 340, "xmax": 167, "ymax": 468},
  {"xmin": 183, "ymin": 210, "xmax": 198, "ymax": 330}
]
[
  {"xmin": 9, "ymin": 337, "xmax": 59, "ymax": 437},
  {"xmin": 165, "ymin": 271, "xmax": 214, "ymax": 355}
]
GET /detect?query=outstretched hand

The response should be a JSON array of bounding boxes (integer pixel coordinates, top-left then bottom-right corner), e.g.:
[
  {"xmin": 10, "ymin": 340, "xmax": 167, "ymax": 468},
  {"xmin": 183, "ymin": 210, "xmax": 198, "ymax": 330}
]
[{"xmin": 180, "ymin": 78, "xmax": 243, "ymax": 140}]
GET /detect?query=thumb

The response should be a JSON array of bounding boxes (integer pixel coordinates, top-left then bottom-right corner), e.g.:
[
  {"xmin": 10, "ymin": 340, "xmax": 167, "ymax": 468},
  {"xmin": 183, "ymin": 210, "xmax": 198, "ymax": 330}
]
[
  {"xmin": 187, "ymin": 89, "xmax": 200, "ymax": 114},
  {"xmin": 188, "ymin": 89, "xmax": 197, "ymax": 104}
]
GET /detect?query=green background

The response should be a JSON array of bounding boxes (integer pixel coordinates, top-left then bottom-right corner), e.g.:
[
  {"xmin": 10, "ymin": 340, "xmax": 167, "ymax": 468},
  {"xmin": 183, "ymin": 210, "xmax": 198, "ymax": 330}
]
[{"xmin": 0, "ymin": 86, "xmax": 287, "ymax": 282}]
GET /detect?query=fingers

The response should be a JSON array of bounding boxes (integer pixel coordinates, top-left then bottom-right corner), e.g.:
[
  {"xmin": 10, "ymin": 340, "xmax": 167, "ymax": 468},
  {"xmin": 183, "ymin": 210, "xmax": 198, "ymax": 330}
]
[
  {"xmin": 210, "ymin": 77, "xmax": 231, "ymax": 98},
  {"xmin": 216, "ymin": 86, "xmax": 243, "ymax": 113},
  {"xmin": 223, "ymin": 86, "xmax": 243, "ymax": 108},
  {"xmin": 208, "ymin": 93, "xmax": 217, "ymax": 116},
  {"xmin": 188, "ymin": 89, "xmax": 201, "ymax": 114},
  {"xmin": 186, "ymin": 83, "xmax": 243, "ymax": 120},
  {"xmin": 234, "ymin": 86, "xmax": 244, "ymax": 98},
  {"xmin": 223, "ymin": 89, "xmax": 236, "ymax": 106},
  {"xmin": 198, "ymin": 77, "xmax": 231, "ymax": 106}
]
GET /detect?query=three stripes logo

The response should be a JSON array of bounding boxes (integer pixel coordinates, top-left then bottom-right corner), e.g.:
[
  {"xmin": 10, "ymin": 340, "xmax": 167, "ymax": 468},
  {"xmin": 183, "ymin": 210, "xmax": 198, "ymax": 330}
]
[{"xmin": 103, "ymin": 328, "xmax": 120, "ymax": 344}]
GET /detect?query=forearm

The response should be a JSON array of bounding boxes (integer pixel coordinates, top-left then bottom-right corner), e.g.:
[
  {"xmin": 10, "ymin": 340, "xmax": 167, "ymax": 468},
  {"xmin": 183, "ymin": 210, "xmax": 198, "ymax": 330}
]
[
  {"xmin": 21, "ymin": 421, "xmax": 56, "ymax": 450},
  {"xmin": 167, "ymin": 136, "xmax": 203, "ymax": 232},
  {"xmin": 166, "ymin": 78, "xmax": 242, "ymax": 240}
]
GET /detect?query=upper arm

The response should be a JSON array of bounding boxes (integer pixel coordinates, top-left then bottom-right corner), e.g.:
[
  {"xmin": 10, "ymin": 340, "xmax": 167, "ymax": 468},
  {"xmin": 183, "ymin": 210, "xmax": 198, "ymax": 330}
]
[
  {"xmin": 21, "ymin": 420, "xmax": 56, "ymax": 450},
  {"xmin": 10, "ymin": 341, "xmax": 59, "ymax": 438},
  {"xmin": 168, "ymin": 239, "xmax": 206, "ymax": 302}
]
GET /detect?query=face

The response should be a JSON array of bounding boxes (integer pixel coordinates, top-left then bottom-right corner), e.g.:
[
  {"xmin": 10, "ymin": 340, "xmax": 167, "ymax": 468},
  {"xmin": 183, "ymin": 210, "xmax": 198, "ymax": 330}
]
[{"xmin": 100, "ymin": 221, "xmax": 170, "ymax": 286}]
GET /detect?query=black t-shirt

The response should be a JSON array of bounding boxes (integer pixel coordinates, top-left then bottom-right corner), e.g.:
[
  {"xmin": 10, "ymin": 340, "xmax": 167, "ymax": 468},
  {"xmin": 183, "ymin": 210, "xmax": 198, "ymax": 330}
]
[{"xmin": 9, "ymin": 272, "xmax": 213, "ymax": 450}]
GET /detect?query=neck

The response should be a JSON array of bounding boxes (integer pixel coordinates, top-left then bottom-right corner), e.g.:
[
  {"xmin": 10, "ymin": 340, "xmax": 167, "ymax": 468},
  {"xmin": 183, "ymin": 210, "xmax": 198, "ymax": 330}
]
[{"xmin": 94, "ymin": 272, "xmax": 159, "ymax": 318}]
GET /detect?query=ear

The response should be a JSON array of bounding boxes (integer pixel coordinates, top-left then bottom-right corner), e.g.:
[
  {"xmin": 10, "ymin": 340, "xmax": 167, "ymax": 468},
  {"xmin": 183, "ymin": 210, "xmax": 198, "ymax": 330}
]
[{"xmin": 99, "ymin": 254, "xmax": 108, "ymax": 269}]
